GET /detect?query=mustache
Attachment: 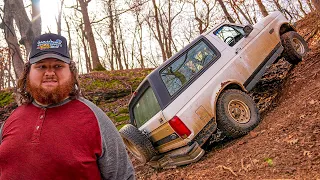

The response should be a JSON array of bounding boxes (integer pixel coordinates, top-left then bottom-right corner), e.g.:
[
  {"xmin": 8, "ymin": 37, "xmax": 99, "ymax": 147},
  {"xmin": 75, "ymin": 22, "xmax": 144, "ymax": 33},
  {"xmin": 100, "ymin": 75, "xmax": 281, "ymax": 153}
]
[{"xmin": 42, "ymin": 78, "xmax": 58, "ymax": 82}]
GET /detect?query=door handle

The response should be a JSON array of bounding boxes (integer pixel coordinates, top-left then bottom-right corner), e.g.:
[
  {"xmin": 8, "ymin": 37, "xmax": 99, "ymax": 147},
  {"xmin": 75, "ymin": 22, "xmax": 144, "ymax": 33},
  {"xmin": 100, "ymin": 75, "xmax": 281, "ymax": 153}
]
[{"xmin": 235, "ymin": 47, "xmax": 242, "ymax": 54}]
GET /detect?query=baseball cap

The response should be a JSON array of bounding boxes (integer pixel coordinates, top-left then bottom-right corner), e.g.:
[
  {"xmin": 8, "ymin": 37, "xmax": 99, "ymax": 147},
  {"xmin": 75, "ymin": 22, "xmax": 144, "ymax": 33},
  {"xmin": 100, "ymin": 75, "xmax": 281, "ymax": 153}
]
[{"xmin": 29, "ymin": 33, "xmax": 71, "ymax": 64}]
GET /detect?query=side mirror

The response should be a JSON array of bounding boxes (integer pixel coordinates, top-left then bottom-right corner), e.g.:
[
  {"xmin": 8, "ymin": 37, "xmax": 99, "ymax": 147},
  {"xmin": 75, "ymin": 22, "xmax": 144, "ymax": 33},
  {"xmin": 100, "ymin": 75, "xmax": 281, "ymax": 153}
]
[{"xmin": 243, "ymin": 24, "xmax": 253, "ymax": 37}]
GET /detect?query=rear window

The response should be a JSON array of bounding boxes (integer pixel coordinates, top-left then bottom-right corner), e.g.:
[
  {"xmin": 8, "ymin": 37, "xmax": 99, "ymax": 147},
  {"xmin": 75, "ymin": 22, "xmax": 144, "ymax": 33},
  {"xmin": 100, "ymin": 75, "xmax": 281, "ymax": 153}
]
[
  {"xmin": 133, "ymin": 87, "xmax": 161, "ymax": 127},
  {"xmin": 160, "ymin": 40, "xmax": 218, "ymax": 96}
]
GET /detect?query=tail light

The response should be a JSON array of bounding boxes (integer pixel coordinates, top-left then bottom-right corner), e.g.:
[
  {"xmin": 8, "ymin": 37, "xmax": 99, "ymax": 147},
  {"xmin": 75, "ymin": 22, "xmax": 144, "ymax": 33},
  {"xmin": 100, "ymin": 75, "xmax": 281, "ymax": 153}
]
[{"xmin": 168, "ymin": 116, "xmax": 191, "ymax": 139}]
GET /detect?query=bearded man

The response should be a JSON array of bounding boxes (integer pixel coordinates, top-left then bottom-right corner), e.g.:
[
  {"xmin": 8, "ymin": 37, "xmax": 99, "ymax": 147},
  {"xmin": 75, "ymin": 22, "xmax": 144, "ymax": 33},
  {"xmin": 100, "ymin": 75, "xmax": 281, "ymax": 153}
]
[{"xmin": 0, "ymin": 33, "xmax": 135, "ymax": 180}]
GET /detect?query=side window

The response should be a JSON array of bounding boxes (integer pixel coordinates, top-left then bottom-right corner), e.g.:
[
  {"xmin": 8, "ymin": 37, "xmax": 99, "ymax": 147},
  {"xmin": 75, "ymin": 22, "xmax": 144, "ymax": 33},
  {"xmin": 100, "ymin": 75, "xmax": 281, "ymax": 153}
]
[
  {"xmin": 161, "ymin": 40, "xmax": 218, "ymax": 96},
  {"xmin": 133, "ymin": 87, "xmax": 161, "ymax": 127},
  {"xmin": 214, "ymin": 25, "xmax": 244, "ymax": 46}
]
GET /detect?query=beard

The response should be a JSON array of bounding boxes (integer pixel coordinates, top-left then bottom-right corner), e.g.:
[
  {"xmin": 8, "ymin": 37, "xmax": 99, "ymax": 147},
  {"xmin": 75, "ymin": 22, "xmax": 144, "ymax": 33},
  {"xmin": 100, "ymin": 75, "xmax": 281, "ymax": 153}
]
[{"xmin": 26, "ymin": 77, "xmax": 74, "ymax": 105}]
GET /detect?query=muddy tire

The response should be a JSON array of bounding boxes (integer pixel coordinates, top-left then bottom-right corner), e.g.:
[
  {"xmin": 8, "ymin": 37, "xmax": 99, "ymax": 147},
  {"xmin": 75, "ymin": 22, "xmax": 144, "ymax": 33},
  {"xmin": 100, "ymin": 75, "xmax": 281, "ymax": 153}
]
[
  {"xmin": 281, "ymin": 31, "xmax": 308, "ymax": 65},
  {"xmin": 216, "ymin": 89, "xmax": 260, "ymax": 138},
  {"xmin": 119, "ymin": 124, "xmax": 157, "ymax": 163}
]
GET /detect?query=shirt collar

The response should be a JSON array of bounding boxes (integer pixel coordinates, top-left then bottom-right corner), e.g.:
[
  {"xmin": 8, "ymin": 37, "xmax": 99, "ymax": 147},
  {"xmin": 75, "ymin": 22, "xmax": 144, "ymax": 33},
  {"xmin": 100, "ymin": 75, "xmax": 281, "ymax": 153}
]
[{"xmin": 32, "ymin": 97, "xmax": 72, "ymax": 108}]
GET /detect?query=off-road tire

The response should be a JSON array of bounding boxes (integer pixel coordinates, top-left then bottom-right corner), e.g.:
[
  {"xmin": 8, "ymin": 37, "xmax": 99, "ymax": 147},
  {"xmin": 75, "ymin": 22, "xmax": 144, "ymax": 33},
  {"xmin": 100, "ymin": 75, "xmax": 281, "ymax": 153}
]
[
  {"xmin": 281, "ymin": 31, "xmax": 308, "ymax": 65},
  {"xmin": 119, "ymin": 124, "xmax": 157, "ymax": 163},
  {"xmin": 216, "ymin": 89, "xmax": 260, "ymax": 138}
]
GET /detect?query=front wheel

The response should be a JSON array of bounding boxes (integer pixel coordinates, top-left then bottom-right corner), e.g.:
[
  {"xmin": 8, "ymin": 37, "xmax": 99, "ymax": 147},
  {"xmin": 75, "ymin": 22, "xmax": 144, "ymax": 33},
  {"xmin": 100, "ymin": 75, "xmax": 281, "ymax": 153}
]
[
  {"xmin": 216, "ymin": 89, "xmax": 260, "ymax": 138},
  {"xmin": 281, "ymin": 31, "xmax": 308, "ymax": 65}
]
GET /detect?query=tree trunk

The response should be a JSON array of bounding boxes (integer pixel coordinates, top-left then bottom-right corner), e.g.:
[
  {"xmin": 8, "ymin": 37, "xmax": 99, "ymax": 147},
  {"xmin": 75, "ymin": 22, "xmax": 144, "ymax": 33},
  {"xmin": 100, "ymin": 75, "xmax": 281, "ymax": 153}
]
[
  {"xmin": 78, "ymin": 0, "xmax": 105, "ymax": 71},
  {"xmin": 1, "ymin": 0, "xmax": 41, "ymax": 78},
  {"xmin": 231, "ymin": 0, "xmax": 252, "ymax": 24},
  {"xmin": 312, "ymin": 0, "xmax": 320, "ymax": 11},
  {"xmin": 217, "ymin": 0, "xmax": 235, "ymax": 23},
  {"xmin": 2, "ymin": 0, "xmax": 24, "ymax": 78},
  {"xmin": 228, "ymin": 0, "xmax": 242, "ymax": 24},
  {"xmin": 64, "ymin": 15, "xmax": 73, "ymax": 60},
  {"xmin": 151, "ymin": 0, "xmax": 167, "ymax": 62},
  {"xmin": 255, "ymin": 0, "xmax": 268, "ymax": 17},
  {"xmin": 307, "ymin": 0, "xmax": 315, "ymax": 11},
  {"xmin": 106, "ymin": 0, "xmax": 122, "ymax": 70},
  {"xmin": 56, "ymin": 0, "xmax": 64, "ymax": 35},
  {"xmin": 138, "ymin": 22, "xmax": 145, "ymax": 69},
  {"xmin": 80, "ymin": 24, "xmax": 91, "ymax": 72}
]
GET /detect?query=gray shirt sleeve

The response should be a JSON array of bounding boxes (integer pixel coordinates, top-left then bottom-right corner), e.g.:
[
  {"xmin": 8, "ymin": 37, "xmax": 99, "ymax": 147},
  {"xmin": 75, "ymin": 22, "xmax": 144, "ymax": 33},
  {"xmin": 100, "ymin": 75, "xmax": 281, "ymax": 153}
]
[
  {"xmin": 0, "ymin": 121, "xmax": 5, "ymax": 144},
  {"xmin": 79, "ymin": 98, "xmax": 135, "ymax": 180}
]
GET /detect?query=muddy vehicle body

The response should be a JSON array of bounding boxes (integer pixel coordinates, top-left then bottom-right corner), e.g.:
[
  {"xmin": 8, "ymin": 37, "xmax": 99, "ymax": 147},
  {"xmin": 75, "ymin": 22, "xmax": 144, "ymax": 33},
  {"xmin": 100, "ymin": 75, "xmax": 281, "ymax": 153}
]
[{"xmin": 120, "ymin": 11, "xmax": 308, "ymax": 169}]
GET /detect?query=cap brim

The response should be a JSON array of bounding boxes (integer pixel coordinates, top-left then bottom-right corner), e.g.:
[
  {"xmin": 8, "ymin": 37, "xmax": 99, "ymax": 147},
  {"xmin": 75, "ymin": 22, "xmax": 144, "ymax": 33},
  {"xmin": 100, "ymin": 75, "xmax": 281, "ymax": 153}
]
[{"xmin": 29, "ymin": 53, "xmax": 70, "ymax": 64}]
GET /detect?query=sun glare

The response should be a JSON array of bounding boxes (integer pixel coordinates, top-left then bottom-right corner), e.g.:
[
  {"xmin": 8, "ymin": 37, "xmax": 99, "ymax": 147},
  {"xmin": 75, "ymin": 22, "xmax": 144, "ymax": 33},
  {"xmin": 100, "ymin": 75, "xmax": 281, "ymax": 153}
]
[{"xmin": 40, "ymin": 0, "xmax": 60, "ymax": 33}]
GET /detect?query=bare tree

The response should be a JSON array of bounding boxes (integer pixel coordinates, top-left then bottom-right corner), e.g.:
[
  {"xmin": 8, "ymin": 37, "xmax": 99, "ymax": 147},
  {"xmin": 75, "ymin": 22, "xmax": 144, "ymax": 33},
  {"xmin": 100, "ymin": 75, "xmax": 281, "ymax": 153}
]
[
  {"xmin": 147, "ymin": 0, "xmax": 184, "ymax": 62},
  {"xmin": 106, "ymin": 0, "xmax": 123, "ymax": 70},
  {"xmin": 64, "ymin": 15, "xmax": 73, "ymax": 60},
  {"xmin": 132, "ymin": 5, "xmax": 145, "ymax": 68},
  {"xmin": 307, "ymin": 0, "xmax": 315, "ymax": 11},
  {"xmin": 77, "ymin": 0, "xmax": 105, "ymax": 71},
  {"xmin": 217, "ymin": 0, "xmax": 235, "ymax": 23},
  {"xmin": 188, "ymin": 0, "xmax": 215, "ymax": 34},
  {"xmin": 228, "ymin": 0, "xmax": 242, "ymax": 23},
  {"xmin": 56, "ymin": 0, "xmax": 65, "ymax": 35},
  {"xmin": 229, "ymin": 0, "xmax": 253, "ymax": 24},
  {"xmin": 255, "ymin": 0, "xmax": 268, "ymax": 17},
  {"xmin": 1, "ymin": 0, "xmax": 41, "ymax": 78}
]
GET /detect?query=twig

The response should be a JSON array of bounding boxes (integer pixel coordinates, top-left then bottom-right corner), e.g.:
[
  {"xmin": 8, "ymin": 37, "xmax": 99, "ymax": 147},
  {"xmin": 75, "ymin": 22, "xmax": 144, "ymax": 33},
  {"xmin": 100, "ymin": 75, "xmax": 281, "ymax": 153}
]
[
  {"xmin": 217, "ymin": 165, "xmax": 238, "ymax": 177},
  {"xmin": 241, "ymin": 158, "xmax": 248, "ymax": 172}
]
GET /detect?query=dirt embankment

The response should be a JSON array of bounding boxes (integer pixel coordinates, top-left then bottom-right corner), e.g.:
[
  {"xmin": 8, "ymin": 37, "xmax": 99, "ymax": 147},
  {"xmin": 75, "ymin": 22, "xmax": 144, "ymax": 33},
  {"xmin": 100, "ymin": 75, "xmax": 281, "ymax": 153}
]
[{"xmin": 133, "ymin": 12, "xmax": 320, "ymax": 179}]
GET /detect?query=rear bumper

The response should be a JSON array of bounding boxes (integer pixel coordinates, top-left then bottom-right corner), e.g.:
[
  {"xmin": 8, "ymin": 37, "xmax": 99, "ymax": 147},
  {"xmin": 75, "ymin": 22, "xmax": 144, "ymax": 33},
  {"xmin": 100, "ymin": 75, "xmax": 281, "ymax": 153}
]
[{"xmin": 148, "ymin": 142, "xmax": 205, "ymax": 169}]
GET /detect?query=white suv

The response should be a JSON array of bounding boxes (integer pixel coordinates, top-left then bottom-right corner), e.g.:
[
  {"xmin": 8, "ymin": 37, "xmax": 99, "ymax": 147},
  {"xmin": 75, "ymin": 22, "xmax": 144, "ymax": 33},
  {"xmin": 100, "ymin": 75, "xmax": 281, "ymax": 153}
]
[{"xmin": 120, "ymin": 11, "xmax": 308, "ymax": 169}]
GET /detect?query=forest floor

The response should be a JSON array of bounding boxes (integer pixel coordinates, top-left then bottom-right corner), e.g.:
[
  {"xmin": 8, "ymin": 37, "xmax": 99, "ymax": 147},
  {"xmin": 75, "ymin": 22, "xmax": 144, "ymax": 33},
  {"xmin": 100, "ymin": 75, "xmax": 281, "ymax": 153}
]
[{"xmin": 132, "ymin": 12, "xmax": 320, "ymax": 179}]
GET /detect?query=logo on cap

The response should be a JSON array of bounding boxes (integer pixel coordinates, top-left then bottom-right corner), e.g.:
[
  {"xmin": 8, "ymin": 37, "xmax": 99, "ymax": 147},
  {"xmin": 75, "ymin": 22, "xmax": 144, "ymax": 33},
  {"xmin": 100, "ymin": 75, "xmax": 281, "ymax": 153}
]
[{"xmin": 37, "ymin": 39, "xmax": 63, "ymax": 50}]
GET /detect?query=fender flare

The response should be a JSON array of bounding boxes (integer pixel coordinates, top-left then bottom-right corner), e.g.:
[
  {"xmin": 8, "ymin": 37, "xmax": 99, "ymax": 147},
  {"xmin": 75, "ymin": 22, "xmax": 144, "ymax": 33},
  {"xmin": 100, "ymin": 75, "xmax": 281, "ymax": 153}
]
[{"xmin": 211, "ymin": 80, "xmax": 247, "ymax": 121}]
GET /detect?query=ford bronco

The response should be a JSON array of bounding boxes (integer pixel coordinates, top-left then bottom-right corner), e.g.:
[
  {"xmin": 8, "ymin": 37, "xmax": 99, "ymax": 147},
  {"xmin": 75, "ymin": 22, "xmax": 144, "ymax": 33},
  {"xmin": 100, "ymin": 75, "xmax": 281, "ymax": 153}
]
[{"xmin": 119, "ymin": 11, "xmax": 308, "ymax": 169}]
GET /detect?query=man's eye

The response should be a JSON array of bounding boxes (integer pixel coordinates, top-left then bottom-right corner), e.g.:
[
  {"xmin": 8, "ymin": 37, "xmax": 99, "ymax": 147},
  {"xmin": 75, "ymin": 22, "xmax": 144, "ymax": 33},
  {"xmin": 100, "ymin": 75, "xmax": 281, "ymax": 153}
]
[
  {"xmin": 55, "ymin": 65, "xmax": 63, "ymax": 68},
  {"xmin": 37, "ymin": 65, "xmax": 46, "ymax": 69}
]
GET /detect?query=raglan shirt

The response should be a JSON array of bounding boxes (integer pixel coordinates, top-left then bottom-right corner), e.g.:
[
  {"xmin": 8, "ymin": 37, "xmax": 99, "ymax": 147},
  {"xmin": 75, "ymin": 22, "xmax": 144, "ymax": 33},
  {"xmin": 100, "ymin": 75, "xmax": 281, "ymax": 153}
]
[{"xmin": 0, "ymin": 97, "xmax": 135, "ymax": 180}]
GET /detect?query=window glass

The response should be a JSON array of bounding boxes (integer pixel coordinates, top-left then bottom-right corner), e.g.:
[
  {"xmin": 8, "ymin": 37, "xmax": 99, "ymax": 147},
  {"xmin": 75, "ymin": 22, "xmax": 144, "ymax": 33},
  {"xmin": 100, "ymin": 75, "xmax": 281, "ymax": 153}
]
[
  {"xmin": 133, "ymin": 87, "xmax": 161, "ymax": 127},
  {"xmin": 161, "ymin": 40, "xmax": 217, "ymax": 96},
  {"xmin": 214, "ymin": 25, "xmax": 244, "ymax": 46}
]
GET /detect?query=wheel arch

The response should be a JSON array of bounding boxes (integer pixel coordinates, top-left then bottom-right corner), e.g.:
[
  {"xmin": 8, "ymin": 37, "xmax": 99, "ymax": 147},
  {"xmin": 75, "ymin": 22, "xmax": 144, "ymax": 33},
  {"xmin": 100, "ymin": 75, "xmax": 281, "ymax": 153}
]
[
  {"xmin": 279, "ymin": 23, "xmax": 296, "ymax": 36},
  {"xmin": 211, "ymin": 80, "xmax": 247, "ymax": 121}
]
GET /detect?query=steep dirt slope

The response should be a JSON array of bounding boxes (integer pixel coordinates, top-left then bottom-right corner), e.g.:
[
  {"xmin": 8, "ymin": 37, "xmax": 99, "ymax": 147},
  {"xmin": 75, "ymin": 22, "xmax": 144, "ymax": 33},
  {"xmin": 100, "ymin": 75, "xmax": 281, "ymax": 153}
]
[{"xmin": 133, "ymin": 12, "xmax": 320, "ymax": 179}]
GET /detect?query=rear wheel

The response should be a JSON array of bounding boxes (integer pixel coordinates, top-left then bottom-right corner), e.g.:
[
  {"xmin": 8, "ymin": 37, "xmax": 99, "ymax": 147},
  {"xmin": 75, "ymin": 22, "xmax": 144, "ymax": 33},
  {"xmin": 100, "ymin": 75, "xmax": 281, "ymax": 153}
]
[
  {"xmin": 216, "ymin": 89, "xmax": 260, "ymax": 138},
  {"xmin": 281, "ymin": 31, "xmax": 308, "ymax": 65},
  {"xmin": 119, "ymin": 124, "xmax": 157, "ymax": 163}
]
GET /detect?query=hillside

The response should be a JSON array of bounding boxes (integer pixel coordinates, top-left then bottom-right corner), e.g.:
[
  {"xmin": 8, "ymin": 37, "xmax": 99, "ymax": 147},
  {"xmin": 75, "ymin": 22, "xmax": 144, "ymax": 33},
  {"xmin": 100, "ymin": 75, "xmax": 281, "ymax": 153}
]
[
  {"xmin": 133, "ymin": 12, "xmax": 320, "ymax": 179},
  {"xmin": 0, "ymin": 12, "xmax": 319, "ymax": 180}
]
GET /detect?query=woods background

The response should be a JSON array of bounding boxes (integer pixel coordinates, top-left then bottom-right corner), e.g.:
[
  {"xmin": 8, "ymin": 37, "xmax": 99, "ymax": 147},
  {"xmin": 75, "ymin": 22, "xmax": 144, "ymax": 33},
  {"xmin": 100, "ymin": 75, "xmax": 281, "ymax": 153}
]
[{"xmin": 0, "ymin": 0, "xmax": 319, "ymax": 90}]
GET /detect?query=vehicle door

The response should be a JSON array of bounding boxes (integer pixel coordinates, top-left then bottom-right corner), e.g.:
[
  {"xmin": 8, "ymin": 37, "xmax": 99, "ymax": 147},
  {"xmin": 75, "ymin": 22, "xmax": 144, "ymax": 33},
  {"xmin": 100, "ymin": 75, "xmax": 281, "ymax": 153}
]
[{"xmin": 210, "ymin": 24, "xmax": 273, "ymax": 84}]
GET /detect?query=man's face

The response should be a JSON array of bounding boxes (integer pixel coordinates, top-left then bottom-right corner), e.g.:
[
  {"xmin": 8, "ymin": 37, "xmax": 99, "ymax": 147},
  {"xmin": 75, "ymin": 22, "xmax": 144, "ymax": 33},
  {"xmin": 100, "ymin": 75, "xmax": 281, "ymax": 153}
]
[{"xmin": 27, "ymin": 58, "xmax": 73, "ymax": 105}]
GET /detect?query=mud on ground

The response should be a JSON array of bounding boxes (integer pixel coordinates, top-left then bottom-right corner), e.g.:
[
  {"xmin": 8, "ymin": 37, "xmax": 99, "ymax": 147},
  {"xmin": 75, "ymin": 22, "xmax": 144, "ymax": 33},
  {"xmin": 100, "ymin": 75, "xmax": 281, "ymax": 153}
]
[{"xmin": 133, "ymin": 12, "xmax": 320, "ymax": 179}]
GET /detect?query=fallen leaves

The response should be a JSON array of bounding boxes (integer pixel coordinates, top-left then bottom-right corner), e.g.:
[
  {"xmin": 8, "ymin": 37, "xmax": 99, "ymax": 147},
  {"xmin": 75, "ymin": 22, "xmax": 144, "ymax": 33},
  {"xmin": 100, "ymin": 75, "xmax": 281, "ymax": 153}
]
[
  {"xmin": 283, "ymin": 135, "xmax": 299, "ymax": 145},
  {"xmin": 303, "ymin": 150, "xmax": 312, "ymax": 158}
]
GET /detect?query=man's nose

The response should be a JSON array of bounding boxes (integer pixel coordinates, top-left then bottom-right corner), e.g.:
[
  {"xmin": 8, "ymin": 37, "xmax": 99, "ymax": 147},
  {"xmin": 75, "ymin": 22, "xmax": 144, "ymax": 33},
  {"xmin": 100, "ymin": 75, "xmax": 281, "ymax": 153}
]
[{"xmin": 44, "ymin": 68, "xmax": 56, "ymax": 76}]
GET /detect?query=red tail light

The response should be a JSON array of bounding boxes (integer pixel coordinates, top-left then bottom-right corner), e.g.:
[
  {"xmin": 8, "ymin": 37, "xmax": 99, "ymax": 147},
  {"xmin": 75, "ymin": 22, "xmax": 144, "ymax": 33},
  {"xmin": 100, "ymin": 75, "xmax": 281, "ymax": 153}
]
[{"xmin": 168, "ymin": 116, "xmax": 191, "ymax": 139}]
